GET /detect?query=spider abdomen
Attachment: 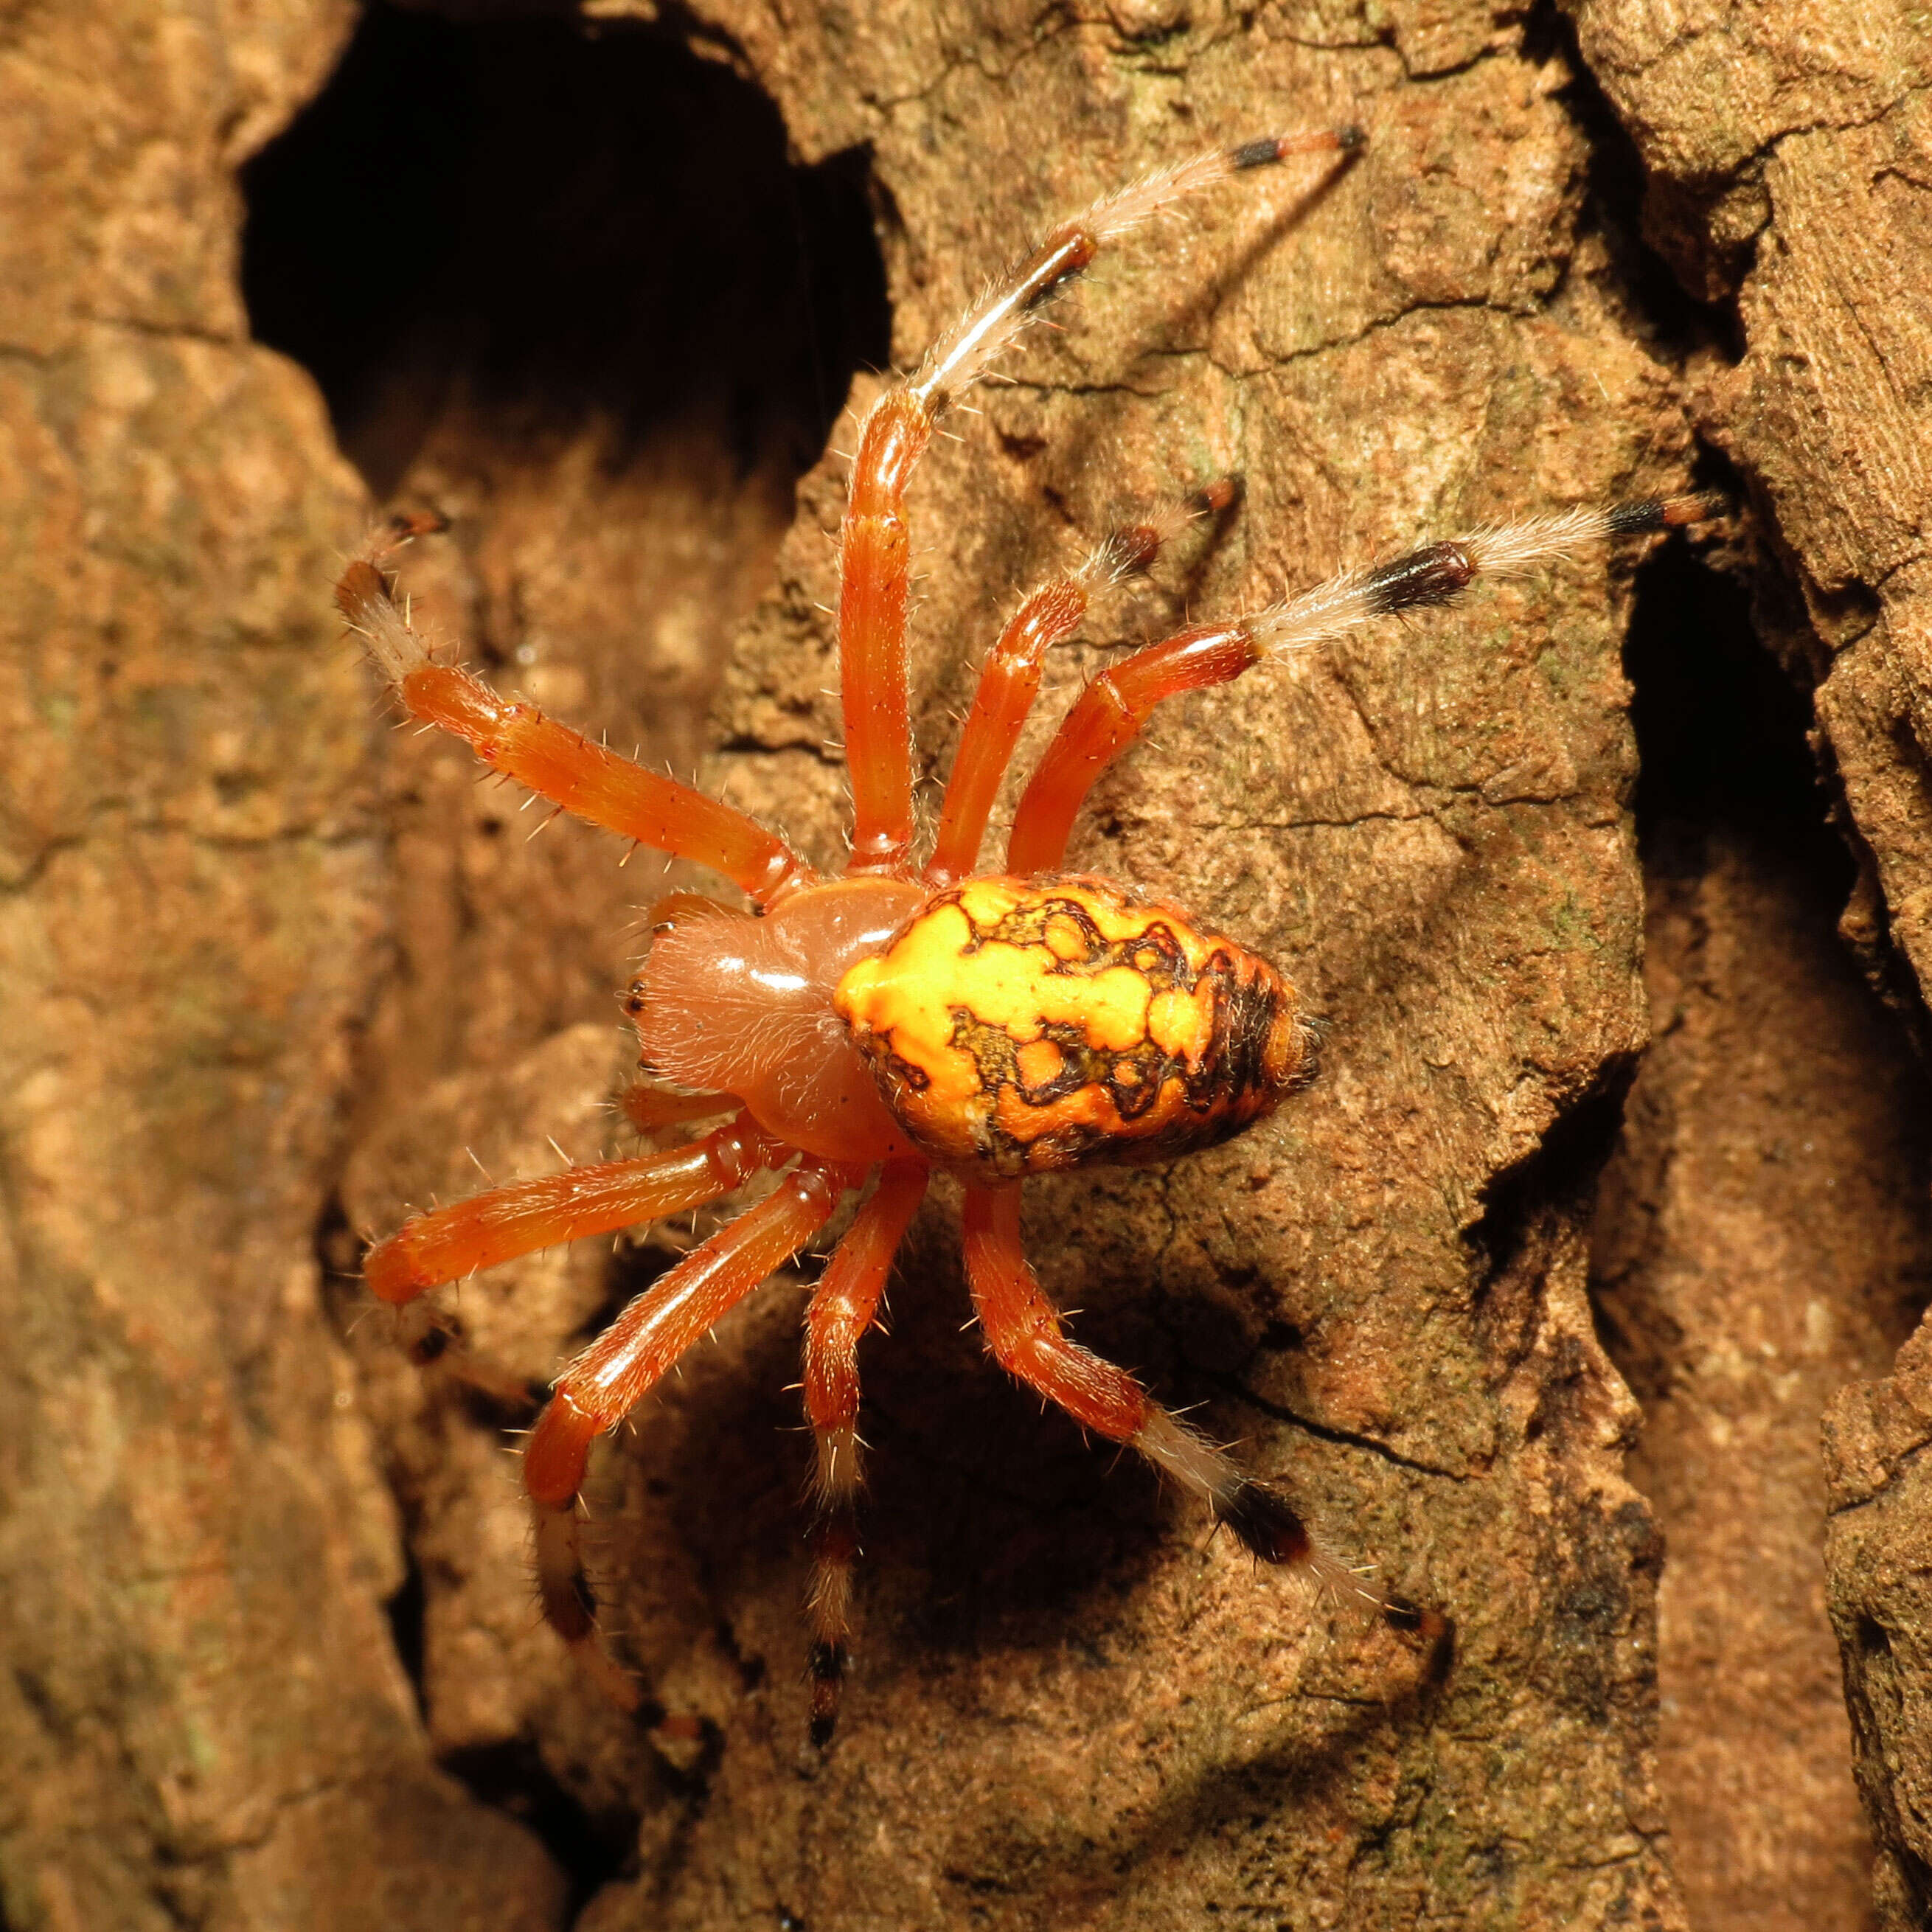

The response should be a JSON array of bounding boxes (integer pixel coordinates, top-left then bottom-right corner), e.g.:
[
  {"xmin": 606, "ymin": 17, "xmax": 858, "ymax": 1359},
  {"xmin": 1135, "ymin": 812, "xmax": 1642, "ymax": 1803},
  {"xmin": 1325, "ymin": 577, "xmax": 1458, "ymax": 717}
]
[{"xmin": 834, "ymin": 875, "xmax": 1312, "ymax": 1180}]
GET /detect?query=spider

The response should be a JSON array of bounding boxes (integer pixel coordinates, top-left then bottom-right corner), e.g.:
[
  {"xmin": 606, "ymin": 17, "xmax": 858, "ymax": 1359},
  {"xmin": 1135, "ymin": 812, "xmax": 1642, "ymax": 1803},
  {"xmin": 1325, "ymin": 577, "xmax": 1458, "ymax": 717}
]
[{"xmin": 335, "ymin": 125, "xmax": 1718, "ymax": 1745}]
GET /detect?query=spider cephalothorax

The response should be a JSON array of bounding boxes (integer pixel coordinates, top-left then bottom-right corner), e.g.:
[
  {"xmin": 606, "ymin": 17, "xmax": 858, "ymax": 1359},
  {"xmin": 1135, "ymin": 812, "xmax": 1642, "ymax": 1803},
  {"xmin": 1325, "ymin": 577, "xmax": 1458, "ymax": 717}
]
[{"xmin": 337, "ymin": 125, "xmax": 1717, "ymax": 1742}]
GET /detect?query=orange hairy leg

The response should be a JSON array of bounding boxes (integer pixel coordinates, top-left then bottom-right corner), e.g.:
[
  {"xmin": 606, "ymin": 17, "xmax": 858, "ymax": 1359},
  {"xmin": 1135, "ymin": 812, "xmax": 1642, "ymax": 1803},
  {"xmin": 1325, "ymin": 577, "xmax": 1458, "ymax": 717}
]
[
  {"xmin": 799, "ymin": 1161, "xmax": 929, "ymax": 1745},
  {"xmin": 926, "ymin": 484, "xmax": 1234, "ymax": 886},
  {"xmin": 618, "ymin": 1084, "xmax": 739, "ymax": 1133},
  {"xmin": 962, "ymin": 1181, "xmax": 1175, "ymax": 1443},
  {"xmin": 1005, "ymin": 491, "xmax": 1729, "ymax": 874},
  {"xmin": 924, "ymin": 574, "xmax": 1087, "ymax": 886},
  {"xmin": 336, "ymin": 538, "xmax": 814, "ymax": 904},
  {"xmin": 961, "ymin": 1185, "xmax": 1452, "ymax": 1664},
  {"xmin": 841, "ymin": 131, "xmax": 1358, "ymax": 875},
  {"xmin": 839, "ymin": 395, "xmax": 933, "ymax": 873},
  {"xmin": 522, "ymin": 1162, "xmax": 850, "ymax": 1706},
  {"xmin": 363, "ymin": 1117, "xmax": 782, "ymax": 1304},
  {"xmin": 1008, "ymin": 622, "xmax": 1259, "ymax": 875}
]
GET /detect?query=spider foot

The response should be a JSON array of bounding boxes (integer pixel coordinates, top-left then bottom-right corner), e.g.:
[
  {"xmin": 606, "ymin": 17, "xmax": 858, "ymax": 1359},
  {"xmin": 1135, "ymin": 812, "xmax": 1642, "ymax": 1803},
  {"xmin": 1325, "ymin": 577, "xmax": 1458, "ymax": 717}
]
[
  {"xmin": 1219, "ymin": 1478, "xmax": 1453, "ymax": 1681},
  {"xmin": 1217, "ymin": 1476, "xmax": 1313, "ymax": 1566},
  {"xmin": 1380, "ymin": 1594, "xmax": 1456, "ymax": 1685},
  {"xmin": 532, "ymin": 1499, "xmax": 645, "ymax": 1715},
  {"xmin": 805, "ymin": 1508, "xmax": 861, "ymax": 1749},
  {"xmin": 806, "ymin": 1641, "xmax": 849, "ymax": 1751}
]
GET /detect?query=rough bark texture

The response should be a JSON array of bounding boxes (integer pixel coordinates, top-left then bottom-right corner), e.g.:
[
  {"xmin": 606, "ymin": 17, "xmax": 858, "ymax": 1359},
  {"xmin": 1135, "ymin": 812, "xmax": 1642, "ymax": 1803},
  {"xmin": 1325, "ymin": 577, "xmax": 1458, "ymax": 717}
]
[
  {"xmin": 3, "ymin": 4, "xmax": 1929, "ymax": 1932},
  {"xmin": 1594, "ymin": 560, "xmax": 1932, "ymax": 1932},
  {"xmin": 0, "ymin": 6, "xmax": 568, "ymax": 1928},
  {"xmin": 1563, "ymin": 6, "xmax": 1932, "ymax": 1928}
]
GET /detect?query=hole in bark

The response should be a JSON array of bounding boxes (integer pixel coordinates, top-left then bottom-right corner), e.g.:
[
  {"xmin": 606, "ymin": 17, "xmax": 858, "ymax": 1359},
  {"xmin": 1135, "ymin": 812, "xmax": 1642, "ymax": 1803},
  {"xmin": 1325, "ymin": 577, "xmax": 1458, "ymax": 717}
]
[
  {"xmin": 1626, "ymin": 535, "xmax": 1840, "ymax": 875},
  {"xmin": 1856, "ymin": 1615, "xmax": 1892, "ymax": 1661},
  {"xmin": 1543, "ymin": 4, "xmax": 1745, "ymax": 352},
  {"xmin": 384, "ymin": 1548, "xmax": 429, "ymax": 1719},
  {"xmin": 1593, "ymin": 532, "xmax": 1932, "ymax": 1929},
  {"xmin": 440, "ymin": 1738, "xmax": 638, "ymax": 1917},
  {"xmin": 239, "ymin": 2, "xmax": 889, "ymax": 498}
]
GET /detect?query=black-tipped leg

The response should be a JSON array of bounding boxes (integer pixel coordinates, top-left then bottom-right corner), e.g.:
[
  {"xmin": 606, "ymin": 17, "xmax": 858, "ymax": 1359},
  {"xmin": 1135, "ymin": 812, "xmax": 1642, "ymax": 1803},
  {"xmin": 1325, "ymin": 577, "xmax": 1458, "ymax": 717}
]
[
  {"xmin": 1218, "ymin": 1479, "xmax": 1313, "ymax": 1567},
  {"xmin": 1382, "ymin": 1595, "xmax": 1456, "ymax": 1684},
  {"xmin": 1220, "ymin": 1479, "xmax": 1453, "ymax": 1683},
  {"xmin": 1605, "ymin": 489, "xmax": 1728, "ymax": 536},
  {"xmin": 804, "ymin": 1509, "xmax": 860, "ymax": 1749},
  {"xmin": 1229, "ymin": 126, "xmax": 1366, "ymax": 170},
  {"xmin": 807, "ymin": 1635, "xmax": 848, "ymax": 1751}
]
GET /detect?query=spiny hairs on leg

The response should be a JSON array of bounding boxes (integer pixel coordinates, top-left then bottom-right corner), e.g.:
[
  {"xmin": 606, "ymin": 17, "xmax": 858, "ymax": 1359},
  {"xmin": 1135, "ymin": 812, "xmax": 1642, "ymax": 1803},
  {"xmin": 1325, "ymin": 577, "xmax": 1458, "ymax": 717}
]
[
  {"xmin": 336, "ymin": 510, "xmax": 450, "ymax": 684},
  {"xmin": 908, "ymin": 128, "xmax": 1363, "ymax": 417},
  {"xmin": 798, "ymin": 1163, "xmax": 928, "ymax": 1745},
  {"xmin": 1133, "ymin": 1410, "xmax": 1453, "ymax": 1676},
  {"xmin": 1002, "ymin": 487, "xmax": 1731, "ymax": 873},
  {"xmin": 1249, "ymin": 490, "xmax": 1729, "ymax": 656},
  {"xmin": 838, "ymin": 131, "xmax": 1348, "ymax": 875},
  {"xmin": 336, "ymin": 508, "xmax": 813, "ymax": 902},
  {"xmin": 1085, "ymin": 476, "xmax": 1241, "ymax": 585},
  {"xmin": 926, "ymin": 478, "xmax": 1241, "ymax": 886},
  {"xmin": 961, "ymin": 1186, "xmax": 1452, "ymax": 1681},
  {"xmin": 517, "ymin": 1164, "xmax": 847, "ymax": 1721}
]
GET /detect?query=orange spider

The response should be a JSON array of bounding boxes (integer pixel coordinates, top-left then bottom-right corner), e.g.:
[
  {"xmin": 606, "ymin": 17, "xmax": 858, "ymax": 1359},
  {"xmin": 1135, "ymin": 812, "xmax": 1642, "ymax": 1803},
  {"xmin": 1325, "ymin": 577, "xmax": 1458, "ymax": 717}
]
[{"xmin": 336, "ymin": 127, "xmax": 1718, "ymax": 1744}]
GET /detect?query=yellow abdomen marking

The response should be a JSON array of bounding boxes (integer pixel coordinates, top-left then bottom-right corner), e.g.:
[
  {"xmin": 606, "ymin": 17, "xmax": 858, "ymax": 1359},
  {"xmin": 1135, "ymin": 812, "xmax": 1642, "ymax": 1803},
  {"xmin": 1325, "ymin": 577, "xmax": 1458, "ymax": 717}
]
[{"xmin": 834, "ymin": 875, "xmax": 1310, "ymax": 1178}]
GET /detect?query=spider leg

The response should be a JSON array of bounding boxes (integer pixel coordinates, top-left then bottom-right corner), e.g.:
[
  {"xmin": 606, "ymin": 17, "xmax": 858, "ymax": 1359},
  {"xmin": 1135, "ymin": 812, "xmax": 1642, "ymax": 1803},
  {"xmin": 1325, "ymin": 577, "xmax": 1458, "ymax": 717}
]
[
  {"xmin": 1006, "ymin": 491, "xmax": 1727, "ymax": 874},
  {"xmin": 618, "ymin": 1082, "xmax": 738, "ymax": 1134},
  {"xmin": 364, "ymin": 1116, "xmax": 785, "ymax": 1304},
  {"xmin": 337, "ymin": 532, "xmax": 814, "ymax": 905},
  {"xmin": 840, "ymin": 129, "xmax": 1358, "ymax": 877},
  {"xmin": 799, "ymin": 1161, "xmax": 928, "ymax": 1745},
  {"xmin": 925, "ymin": 485, "xmax": 1233, "ymax": 886},
  {"xmin": 961, "ymin": 1183, "xmax": 1448, "ymax": 1662},
  {"xmin": 523, "ymin": 1159, "xmax": 852, "ymax": 1709}
]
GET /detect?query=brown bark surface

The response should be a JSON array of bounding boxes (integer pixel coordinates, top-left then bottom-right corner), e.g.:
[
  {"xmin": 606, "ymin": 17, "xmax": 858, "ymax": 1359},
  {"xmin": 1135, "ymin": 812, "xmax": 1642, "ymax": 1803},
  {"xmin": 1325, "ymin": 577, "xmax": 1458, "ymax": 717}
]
[
  {"xmin": 1592, "ymin": 587, "xmax": 1932, "ymax": 1932},
  {"xmin": 1567, "ymin": 5, "xmax": 1932, "ymax": 1928},
  {"xmin": 3, "ymin": 3, "xmax": 1929, "ymax": 1931},
  {"xmin": 0, "ymin": 6, "xmax": 567, "ymax": 1928}
]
